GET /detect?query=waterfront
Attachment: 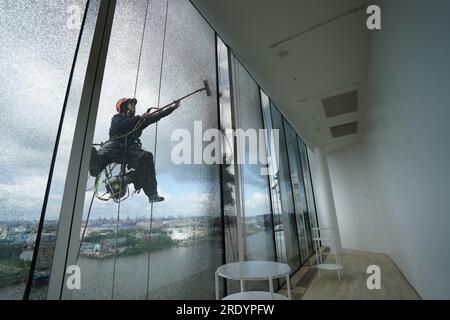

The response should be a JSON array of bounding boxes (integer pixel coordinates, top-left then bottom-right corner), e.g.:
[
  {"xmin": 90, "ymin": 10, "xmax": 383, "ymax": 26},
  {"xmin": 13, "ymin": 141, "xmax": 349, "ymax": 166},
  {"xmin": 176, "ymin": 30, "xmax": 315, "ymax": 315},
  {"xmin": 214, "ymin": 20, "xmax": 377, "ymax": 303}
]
[{"xmin": 0, "ymin": 230, "xmax": 274, "ymax": 300}]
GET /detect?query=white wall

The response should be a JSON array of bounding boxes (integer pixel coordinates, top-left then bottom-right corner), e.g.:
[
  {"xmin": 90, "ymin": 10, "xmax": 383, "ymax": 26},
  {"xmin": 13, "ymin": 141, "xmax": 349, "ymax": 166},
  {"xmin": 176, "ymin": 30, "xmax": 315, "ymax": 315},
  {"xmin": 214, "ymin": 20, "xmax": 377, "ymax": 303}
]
[
  {"xmin": 308, "ymin": 147, "xmax": 342, "ymax": 252},
  {"xmin": 327, "ymin": 0, "xmax": 450, "ymax": 299},
  {"xmin": 327, "ymin": 143, "xmax": 387, "ymax": 253}
]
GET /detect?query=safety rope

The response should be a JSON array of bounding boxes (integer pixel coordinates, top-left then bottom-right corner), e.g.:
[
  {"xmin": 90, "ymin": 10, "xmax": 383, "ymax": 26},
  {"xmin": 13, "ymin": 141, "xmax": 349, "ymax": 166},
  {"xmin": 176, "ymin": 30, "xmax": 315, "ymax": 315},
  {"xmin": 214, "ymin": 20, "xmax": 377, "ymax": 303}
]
[
  {"xmin": 111, "ymin": 0, "xmax": 151, "ymax": 299},
  {"xmin": 78, "ymin": 167, "xmax": 112, "ymax": 263},
  {"xmin": 77, "ymin": 187, "xmax": 96, "ymax": 262},
  {"xmin": 111, "ymin": 134, "xmax": 128, "ymax": 299},
  {"xmin": 77, "ymin": 0, "xmax": 169, "ymax": 300},
  {"xmin": 134, "ymin": 0, "xmax": 150, "ymax": 100},
  {"xmin": 146, "ymin": 0, "xmax": 170, "ymax": 301}
]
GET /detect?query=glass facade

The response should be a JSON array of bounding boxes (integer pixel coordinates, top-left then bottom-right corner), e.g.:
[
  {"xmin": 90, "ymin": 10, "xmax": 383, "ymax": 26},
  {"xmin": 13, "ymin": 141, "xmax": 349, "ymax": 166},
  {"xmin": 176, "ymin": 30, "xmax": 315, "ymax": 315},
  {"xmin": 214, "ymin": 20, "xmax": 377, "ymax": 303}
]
[
  {"xmin": 0, "ymin": 0, "xmax": 96, "ymax": 300},
  {"xmin": 230, "ymin": 56, "xmax": 276, "ymax": 265},
  {"xmin": 74, "ymin": 0, "xmax": 222, "ymax": 300},
  {"xmin": 75, "ymin": 0, "xmax": 162, "ymax": 300},
  {"xmin": 260, "ymin": 92, "xmax": 286, "ymax": 265},
  {"xmin": 267, "ymin": 105, "xmax": 302, "ymax": 272},
  {"xmin": 0, "ymin": 0, "xmax": 319, "ymax": 300},
  {"xmin": 146, "ymin": 0, "xmax": 222, "ymax": 300},
  {"xmin": 284, "ymin": 122, "xmax": 311, "ymax": 262},
  {"xmin": 217, "ymin": 38, "xmax": 239, "ymax": 266},
  {"xmin": 298, "ymin": 139, "xmax": 318, "ymax": 253}
]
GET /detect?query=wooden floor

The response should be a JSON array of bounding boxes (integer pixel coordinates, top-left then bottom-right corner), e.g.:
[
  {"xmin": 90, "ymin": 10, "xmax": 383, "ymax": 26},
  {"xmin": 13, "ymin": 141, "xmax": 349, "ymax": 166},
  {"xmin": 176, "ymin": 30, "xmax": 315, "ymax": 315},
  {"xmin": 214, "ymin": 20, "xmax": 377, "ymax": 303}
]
[{"xmin": 279, "ymin": 249, "xmax": 421, "ymax": 300}]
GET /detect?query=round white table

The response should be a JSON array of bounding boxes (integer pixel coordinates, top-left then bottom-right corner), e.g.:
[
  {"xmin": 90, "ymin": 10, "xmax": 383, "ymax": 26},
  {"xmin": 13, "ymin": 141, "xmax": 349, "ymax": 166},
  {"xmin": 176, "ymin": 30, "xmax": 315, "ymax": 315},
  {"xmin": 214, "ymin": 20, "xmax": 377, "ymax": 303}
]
[{"xmin": 215, "ymin": 261, "xmax": 292, "ymax": 300}]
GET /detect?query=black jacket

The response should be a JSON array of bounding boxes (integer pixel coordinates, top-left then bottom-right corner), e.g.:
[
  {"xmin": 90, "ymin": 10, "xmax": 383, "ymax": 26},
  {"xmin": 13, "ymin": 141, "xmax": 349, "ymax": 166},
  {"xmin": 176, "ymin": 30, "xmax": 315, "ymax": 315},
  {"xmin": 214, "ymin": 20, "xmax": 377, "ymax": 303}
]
[{"xmin": 109, "ymin": 107, "xmax": 177, "ymax": 142}]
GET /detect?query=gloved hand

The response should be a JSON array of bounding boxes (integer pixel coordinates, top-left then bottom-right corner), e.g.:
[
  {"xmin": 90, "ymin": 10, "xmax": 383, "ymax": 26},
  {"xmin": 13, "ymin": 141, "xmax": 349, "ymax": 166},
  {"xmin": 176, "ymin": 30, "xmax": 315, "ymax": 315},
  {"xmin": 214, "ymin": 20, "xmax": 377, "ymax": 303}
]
[
  {"xmin": 165, "ymin": 101, "xmax": 181, "ymax": 114},
  {"xmin": 169, "ymin": 100, "xmax": 181, "ymax": 110}
]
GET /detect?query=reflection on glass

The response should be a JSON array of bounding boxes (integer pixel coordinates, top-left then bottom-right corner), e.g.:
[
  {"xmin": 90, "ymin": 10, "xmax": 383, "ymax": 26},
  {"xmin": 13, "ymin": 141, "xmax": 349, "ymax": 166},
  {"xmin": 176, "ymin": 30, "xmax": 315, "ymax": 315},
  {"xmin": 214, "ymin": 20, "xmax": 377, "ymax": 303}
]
[
  {"xmin": 0, "ymin": 0, "xmax": 322, "ymax": 301},
  {"xmin": 298, "ymin": 140, "xmax": 317, "ymax": 253},
  {"xmin": 230, "ymin": 58, "xmax": 276, "ymax": 292},
  {"xmin": 260, "ymin": 92, "xmax": 285, "ymax": 265},
  {"xmin": 0, "ymin": 0, "xmax": 91, "ymax": 300},
  {"xmin": 231, "ymin": 58, "xmax": 275, "ymax": 267},
  {"xmin": 75, "ymin": 0, "xmax": 155, "ymax": 300},
  {"xmin": 75, "ymin": 0, "xmax": 222, "ymax": 300},
  {"xmin": 149, "ymin": 0, "xmax": 222, "ymax": 300},
  {"xmin": 217, "ymin": 38, "xmax": 239, "ymax": 266},
  {"xmin": 268, "ymin": 105, "xmax": 302, "ymax": 272},
  {"xmin": 284, "ymin": 121, "xmax": 310, "ymax": 263}
]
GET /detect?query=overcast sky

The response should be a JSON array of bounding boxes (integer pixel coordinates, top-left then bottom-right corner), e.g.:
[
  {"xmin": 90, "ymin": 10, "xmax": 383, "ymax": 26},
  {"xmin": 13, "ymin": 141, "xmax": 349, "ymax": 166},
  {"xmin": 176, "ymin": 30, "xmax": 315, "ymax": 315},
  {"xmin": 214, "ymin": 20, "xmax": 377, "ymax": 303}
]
[{"xmin": 0, "ymin": 0, "xmax": 271, "ymax": 223}]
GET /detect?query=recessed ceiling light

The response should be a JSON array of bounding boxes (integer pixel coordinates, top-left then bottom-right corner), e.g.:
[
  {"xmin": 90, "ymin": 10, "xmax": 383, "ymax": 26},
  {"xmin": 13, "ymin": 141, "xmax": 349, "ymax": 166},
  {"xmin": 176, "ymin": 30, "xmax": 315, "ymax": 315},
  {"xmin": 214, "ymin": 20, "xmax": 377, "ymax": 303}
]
[{"xmin": 278, "ymin": 50, "xmax": 290, "ymax": 58}]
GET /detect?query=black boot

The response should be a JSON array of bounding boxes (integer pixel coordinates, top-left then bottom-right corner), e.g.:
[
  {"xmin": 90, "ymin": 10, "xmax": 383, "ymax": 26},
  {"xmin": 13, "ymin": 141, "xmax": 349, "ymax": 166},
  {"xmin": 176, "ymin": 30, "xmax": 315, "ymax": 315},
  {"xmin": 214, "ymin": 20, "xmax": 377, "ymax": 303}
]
[
  {"xmin": 148, "ymin": 194, "xmax": 165, "ymax": 203},
  {"xmin": 89, "ymin": 147, "xmax": 102, "ymax": 177}
]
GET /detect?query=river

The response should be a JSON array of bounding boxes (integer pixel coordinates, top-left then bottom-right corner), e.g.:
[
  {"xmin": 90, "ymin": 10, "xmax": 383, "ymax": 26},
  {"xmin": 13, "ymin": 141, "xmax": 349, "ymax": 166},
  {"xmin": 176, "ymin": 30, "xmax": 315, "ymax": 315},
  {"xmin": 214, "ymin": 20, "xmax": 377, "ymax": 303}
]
[{"xmin": 0, "ymin": 231, "xmax": 275, "ymax": 300}]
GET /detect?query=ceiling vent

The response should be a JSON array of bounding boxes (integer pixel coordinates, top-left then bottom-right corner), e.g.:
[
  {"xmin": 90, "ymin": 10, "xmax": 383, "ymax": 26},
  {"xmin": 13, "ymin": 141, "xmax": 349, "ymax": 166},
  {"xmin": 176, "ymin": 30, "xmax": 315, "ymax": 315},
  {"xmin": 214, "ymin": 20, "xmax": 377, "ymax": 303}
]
[
  {"xmin": 330, "ymin": 122, "xmax": 358, "ymax": 138},
  {"xmin": 322, "ymin": 91, "xmax": 358, "ymax": 118}
]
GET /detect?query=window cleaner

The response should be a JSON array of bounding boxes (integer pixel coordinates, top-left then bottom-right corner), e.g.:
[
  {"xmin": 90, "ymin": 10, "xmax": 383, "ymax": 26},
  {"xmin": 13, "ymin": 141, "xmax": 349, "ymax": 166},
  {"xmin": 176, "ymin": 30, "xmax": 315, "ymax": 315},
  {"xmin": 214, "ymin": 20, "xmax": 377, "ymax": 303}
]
[{"xmin": 89, "ymin": 80, "xmax": 212, "ymax": 204}]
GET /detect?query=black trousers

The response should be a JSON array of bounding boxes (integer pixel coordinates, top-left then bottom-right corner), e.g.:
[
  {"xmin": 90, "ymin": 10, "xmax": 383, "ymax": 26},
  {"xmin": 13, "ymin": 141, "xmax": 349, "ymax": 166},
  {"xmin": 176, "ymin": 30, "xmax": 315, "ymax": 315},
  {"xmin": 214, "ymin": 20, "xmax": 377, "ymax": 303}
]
[{"xmin": 96, "ymin": 141, "xmax": 158, "ymax": 197}]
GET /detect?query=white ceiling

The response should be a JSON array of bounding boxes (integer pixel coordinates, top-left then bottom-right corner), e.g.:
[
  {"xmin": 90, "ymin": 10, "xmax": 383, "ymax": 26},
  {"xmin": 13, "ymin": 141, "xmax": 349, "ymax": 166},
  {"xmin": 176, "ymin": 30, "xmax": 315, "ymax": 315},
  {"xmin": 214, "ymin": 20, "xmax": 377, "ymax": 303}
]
[{"xmin": 191, "ymin": 0, "xmax": 370, "ymax": 152}]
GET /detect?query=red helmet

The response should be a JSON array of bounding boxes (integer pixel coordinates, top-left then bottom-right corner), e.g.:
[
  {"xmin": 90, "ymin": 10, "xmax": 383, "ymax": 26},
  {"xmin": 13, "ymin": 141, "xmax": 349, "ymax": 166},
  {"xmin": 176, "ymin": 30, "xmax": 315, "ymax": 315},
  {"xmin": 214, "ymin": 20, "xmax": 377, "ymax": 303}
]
[{"xmin": 116, "ymin": 98, "xmax": 137, "ymax": 113}]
